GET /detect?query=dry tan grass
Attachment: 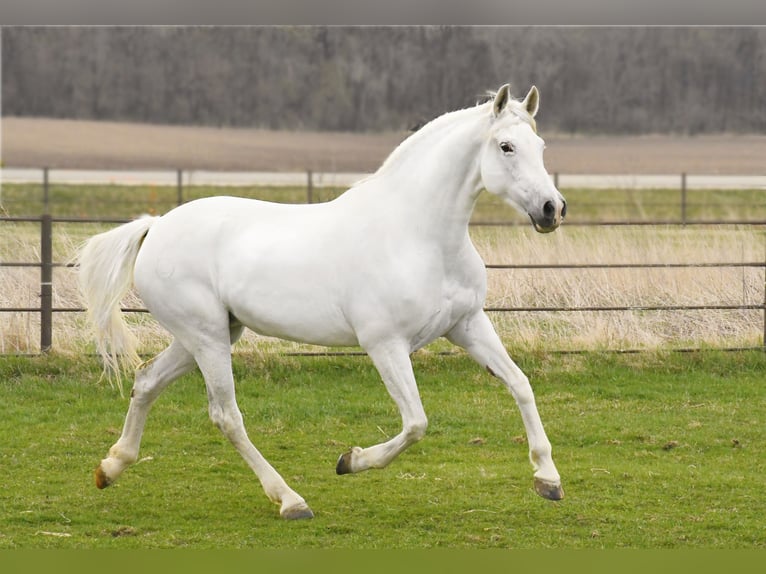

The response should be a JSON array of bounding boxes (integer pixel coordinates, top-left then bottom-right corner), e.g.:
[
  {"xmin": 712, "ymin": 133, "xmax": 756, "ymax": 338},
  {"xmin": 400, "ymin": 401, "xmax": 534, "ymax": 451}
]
[
  {"xmin": 478, "ymin": 226, "xmax": 764, "ymax": 350},
  {"xmin": 2, "ymin": 221, "xmax": 763, "ymax": 356}
]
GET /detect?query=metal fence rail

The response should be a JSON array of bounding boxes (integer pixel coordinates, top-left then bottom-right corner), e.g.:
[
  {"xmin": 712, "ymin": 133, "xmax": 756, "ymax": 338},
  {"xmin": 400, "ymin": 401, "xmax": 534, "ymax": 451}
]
[
  {"xmin": 3, "ymin": 167, "xmax": 766, "ymax": 223},
  {"xmin": 2, "ymin": 214, "xmax": 765, "ymax": 355}
]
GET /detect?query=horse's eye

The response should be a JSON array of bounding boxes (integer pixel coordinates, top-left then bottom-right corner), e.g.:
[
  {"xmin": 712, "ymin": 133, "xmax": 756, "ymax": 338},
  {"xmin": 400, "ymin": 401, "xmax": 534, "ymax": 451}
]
[{"xmin": 499, "ymin": 142, "xmax": 514, "ymax": 154}]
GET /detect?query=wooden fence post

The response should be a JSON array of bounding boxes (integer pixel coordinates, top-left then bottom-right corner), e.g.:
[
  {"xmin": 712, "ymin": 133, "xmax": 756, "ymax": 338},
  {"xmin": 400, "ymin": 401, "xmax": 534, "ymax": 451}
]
[
  {"xmin": 40, "ymin": 214, "xmax": 53, "ymax": 353},
  {"xmin": 681, "ymin": 172, "xmax": 687, "ymax": 225},
  {"xmin": 307, "ymin": 170, "xmax": 314, "ymax": 204}
]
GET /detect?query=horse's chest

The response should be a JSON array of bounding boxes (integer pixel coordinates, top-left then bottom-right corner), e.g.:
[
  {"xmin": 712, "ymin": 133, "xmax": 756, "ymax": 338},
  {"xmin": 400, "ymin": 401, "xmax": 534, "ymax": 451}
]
[{"xmin": 408, "ymin": 274, "xmax": 483, "ymax": 350}]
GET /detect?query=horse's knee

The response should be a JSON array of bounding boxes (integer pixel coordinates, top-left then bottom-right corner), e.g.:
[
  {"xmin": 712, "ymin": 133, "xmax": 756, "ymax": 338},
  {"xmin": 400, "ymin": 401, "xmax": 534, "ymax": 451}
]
[
  {"xmin": 208, "ymin": 404, "xmax": 226, "ymax": 431},
  {"xmin": 505, "ymin": 371, "xmax": 535, "ymax": 406},
  {"xmin": 208, "ymin": 403, "xmax": 244, "ymax": 438}
]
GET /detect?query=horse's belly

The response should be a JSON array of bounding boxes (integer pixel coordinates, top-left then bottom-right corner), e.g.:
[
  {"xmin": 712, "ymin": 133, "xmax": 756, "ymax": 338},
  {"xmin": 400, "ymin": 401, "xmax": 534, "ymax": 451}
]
[
  {"xmin": 220, "ymin": 254, "xmax": 357, "ymax": 346},
  {"xmin": 228, "ymin": 299, "xmax": 359, "ymax": 347}
]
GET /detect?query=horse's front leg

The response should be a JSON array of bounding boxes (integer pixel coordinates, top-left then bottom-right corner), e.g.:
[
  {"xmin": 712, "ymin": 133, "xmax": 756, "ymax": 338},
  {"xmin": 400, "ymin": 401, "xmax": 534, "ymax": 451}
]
[
  {"xmin": 447, "ymin": 310, "xmax": 564, "ymax": 500},
  {"xmin": 336, "ymin": 340, "xmax": 428, "ymax": 474}
]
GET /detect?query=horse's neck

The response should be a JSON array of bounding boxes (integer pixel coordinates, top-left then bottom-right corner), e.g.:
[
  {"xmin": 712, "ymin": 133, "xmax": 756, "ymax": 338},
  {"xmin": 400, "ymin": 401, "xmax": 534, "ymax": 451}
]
[{"xmin": 371, "ymin": 104, "xmax": 489, "ymax": 239}]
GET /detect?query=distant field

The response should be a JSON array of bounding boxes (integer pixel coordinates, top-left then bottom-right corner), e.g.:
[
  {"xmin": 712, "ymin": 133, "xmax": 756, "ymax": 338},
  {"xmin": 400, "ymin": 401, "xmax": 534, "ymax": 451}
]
[{"xmin": 4, "ymin": 117, "xmax": 766, "ymax": 174}]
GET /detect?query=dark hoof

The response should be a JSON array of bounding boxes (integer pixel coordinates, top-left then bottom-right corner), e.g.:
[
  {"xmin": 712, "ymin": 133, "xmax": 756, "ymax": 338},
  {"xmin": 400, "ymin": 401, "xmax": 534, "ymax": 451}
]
[
  {"xmin": 336, "ymin": 450, "xmax": 353, "ymax": 475},
  {"xmin": 534, "ymin": 477, "xmax": 564, "ymax": 501},
  {"xmin": 94, "ymin": 465, "xmax": 112, "ymax": 489},
  {"xmin": 281, "ymin": 503, "xmax": 314, "ymax": 520}
]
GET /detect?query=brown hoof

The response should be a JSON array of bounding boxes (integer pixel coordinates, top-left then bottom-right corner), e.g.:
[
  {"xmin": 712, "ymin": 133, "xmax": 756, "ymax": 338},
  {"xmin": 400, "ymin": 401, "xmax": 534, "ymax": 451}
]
[
  {"xmin": 534, "ymin": 477, "xmax": 564, "ymax": 501},
  {"xmin": 94, "ymin": 465, "xmax": 112, "ymax": 489},
  {"xmin": 336, "ymin": 450, "xmax": 353, "ymax": 475},
  {"xmin": 281, "ymin": 503, "xmax": 314, "ymax": 520}
]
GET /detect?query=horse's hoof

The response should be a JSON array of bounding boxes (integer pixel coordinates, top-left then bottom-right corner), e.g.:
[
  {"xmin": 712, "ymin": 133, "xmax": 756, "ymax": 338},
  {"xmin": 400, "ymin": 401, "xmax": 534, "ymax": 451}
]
[
  {"xmin": 534, "ymin": 477, "xmax": 564, "ymax": 500},
  {"xmin": 336, "ymin": 450, "xmax": 353, "ymax": 475},
  {"xmin": 94, "ymin": 465, "xmax": 112, "ymax": 489},
  {"xmin": 281, "ymin": 503, "xmax": 314, "ymax": 520}
]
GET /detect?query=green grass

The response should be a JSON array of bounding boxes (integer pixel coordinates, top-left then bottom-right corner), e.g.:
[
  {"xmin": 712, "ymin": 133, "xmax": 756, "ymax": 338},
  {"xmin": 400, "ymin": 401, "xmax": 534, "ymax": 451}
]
[
  {"xmin": 477, "ymin": 186, "xmax": 766, "ymax": 224},
  {"xmin": 1, "ymin": 351, "xmax": 764, "ymax": 549},
  {"xmin": 0, "ymin": 183, "xmax": 343, "ymax": 219},
  {"xmin": 3, "ymin": 182, "xmax": 766, "ymax": 224}
]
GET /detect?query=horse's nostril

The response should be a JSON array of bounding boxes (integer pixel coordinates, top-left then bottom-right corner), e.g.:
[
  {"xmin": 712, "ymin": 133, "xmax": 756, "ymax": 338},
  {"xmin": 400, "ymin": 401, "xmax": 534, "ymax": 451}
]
[
  {"xmin": 561, "ymin": 200, "xmax": 567, "ymax": 219},
  {"xmin": 543, "ymin": 201, "xmax": 555, "ymax": 219}
]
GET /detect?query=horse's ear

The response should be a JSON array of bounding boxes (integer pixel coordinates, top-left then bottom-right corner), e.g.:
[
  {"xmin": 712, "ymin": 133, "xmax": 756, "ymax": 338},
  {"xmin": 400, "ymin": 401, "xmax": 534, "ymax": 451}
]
[
  {"xmin": 523, "ymin": 85, "xmax": 540, "ymax": 118},
  {"xmin": 493, "ymin": 84, "xmax": 511, "ymax": 117}
]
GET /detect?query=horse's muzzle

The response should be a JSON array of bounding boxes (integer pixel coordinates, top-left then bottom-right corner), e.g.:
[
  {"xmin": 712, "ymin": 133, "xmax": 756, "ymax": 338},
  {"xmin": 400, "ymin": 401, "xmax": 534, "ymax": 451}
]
[{"xmin": 529, "ymin": 199, "xmax": 566, "ymax": 233}]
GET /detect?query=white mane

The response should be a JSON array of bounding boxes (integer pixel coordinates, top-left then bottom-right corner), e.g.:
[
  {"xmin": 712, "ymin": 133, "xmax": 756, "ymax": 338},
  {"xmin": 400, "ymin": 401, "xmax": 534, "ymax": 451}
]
[{"xmin": 371, "ymin": 91, "xmax": 537, "ymax": 182}]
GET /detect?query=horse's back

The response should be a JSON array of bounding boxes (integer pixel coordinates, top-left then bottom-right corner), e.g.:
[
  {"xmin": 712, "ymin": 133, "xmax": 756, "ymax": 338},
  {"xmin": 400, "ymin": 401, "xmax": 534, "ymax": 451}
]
[
  {"xmin": 133, "ymin": 195, "xmax": 362, "ymax": 345},
  {"xmin": 141, "ymin": 196, "xmax": 336, "ymax": 256},
  {"xmin": 160, "ymin": 195, "xmax": 320, "ymax": 227}
]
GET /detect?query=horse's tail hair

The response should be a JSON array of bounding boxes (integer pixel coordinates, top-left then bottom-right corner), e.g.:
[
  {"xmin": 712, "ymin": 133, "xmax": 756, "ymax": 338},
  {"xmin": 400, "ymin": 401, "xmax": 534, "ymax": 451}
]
[{"xmin": 77, "ymin": 216, "xmax": 158, "ymax": 392}]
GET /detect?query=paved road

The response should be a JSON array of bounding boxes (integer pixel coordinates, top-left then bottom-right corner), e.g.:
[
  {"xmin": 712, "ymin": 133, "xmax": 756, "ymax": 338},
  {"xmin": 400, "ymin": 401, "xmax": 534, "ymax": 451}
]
[{"xmin": 2, "ymin": 168, "xmax": 766, "ymax": 190}]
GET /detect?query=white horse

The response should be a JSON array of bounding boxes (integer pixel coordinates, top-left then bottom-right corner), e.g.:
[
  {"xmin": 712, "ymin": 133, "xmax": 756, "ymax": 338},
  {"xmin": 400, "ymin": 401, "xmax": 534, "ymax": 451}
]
[{"xmin": 78, "ymin": 84, "xmax": 567, "ymax": 520}]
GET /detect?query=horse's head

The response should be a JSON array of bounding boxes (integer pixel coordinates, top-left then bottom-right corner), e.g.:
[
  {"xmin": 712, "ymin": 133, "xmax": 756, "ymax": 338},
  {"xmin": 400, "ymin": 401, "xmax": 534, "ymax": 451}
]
[{"xmin": 480, "ymin": 84, "xmax": 566, "ymax": 233}]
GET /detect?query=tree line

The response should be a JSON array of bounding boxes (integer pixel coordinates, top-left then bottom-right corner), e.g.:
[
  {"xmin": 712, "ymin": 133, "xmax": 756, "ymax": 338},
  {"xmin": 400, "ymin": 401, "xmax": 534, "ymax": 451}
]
[{"xmin": 3, "ymin": 26, "xmax": 765, "ymax": 134}]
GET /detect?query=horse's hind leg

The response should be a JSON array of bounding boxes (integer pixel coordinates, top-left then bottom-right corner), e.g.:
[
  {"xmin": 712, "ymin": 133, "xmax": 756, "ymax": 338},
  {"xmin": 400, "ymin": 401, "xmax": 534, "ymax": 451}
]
[
  {"xmin": 192, "ymin": 339, "xmax": 314, "ymax": 520},
  {"xmin": 95, "ymin": 339, "xmax": 196, "ymax": 488}
]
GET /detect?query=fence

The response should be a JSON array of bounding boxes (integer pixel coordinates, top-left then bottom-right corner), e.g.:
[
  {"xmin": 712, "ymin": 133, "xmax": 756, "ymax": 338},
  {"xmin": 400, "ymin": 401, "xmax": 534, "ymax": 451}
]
[
  {"xmin": 4, "ymin": 167, "xmax": 766, "ymax": 224},
  {"xmin": 2, "ymin": 168, "xmax": 766, "ymax": 355}
]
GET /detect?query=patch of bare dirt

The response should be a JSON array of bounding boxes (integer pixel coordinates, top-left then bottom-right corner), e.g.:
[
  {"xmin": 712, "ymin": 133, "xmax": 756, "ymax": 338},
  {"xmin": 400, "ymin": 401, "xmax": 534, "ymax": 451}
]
[{"xmin": 3, "ymin": 117, "xmax": 766, "ymax": 175}]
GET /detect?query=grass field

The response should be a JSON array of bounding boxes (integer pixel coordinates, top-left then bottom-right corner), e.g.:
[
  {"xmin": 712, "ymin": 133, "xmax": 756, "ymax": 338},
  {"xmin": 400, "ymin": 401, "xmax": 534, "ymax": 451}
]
[{"xmin": 1, "ymin": 350, "xmax": 764, "ymax": 549}]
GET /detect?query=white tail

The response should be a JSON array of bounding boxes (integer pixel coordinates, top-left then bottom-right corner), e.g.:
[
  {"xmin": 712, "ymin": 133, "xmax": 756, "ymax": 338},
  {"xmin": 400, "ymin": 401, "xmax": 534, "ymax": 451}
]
[{"xmin": 77, "ymin": 216, "xmax": 158, "ymax": 391}]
